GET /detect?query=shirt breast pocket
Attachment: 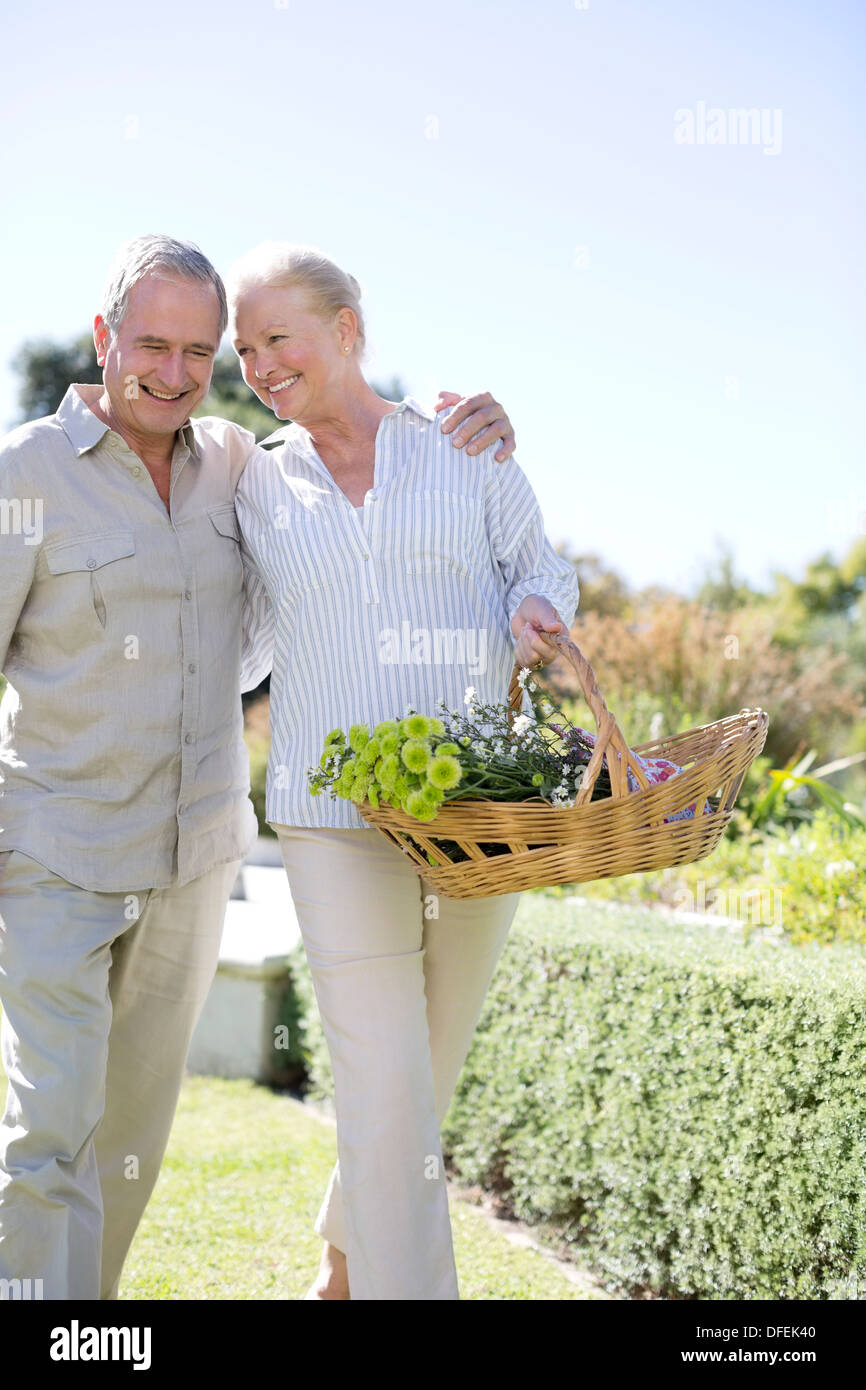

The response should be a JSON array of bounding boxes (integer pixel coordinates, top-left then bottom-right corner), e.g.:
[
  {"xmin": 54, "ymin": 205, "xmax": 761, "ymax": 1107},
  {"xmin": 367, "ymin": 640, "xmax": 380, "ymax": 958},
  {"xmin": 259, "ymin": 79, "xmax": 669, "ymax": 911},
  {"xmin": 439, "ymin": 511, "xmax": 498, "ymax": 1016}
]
[
  {"xmin": 399, "ymin": 490, "xmax": 486, "ymax": 576},
  {"xmin": 44, "ymin": 531, "xmax": 136, "ymax": 631},
  {"xmin": 208, "ymin": 504, "xmax": 241, "ymax": 544}
]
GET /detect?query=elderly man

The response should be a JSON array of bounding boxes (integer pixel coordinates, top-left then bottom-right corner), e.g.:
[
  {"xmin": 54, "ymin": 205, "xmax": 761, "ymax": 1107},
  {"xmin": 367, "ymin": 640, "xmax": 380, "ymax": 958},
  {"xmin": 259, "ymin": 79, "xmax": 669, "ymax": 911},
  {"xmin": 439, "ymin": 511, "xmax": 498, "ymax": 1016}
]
[{"xmin": 0, "ymin": 235, "xmax": 516, "ymax": 1300}]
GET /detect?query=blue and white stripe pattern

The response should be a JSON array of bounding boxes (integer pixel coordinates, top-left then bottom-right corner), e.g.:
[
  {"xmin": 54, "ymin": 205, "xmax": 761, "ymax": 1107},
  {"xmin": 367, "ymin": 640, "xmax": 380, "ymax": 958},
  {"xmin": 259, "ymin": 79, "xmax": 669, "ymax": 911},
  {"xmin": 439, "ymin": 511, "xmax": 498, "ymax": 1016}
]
[{"xmin": 235, "ymin": 397, "xmax": 580, "ymax": 830}]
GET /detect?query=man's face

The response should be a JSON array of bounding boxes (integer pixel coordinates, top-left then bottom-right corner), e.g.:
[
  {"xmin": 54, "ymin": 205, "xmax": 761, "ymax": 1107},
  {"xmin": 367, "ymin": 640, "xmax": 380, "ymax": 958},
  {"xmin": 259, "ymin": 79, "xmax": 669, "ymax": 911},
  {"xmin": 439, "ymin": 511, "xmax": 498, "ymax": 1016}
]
[{"xmin": 94, "ymin": 272, "xmax": 222, "ymax": 439}]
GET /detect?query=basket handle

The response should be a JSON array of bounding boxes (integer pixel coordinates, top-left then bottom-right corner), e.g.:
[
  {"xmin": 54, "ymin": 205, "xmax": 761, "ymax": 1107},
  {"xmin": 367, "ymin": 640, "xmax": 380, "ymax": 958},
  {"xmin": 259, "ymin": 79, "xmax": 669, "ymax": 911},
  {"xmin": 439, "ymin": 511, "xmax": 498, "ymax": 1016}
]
[{"xmin": 507, "ymin": 630, "xmax": 650, "ymax": 804}]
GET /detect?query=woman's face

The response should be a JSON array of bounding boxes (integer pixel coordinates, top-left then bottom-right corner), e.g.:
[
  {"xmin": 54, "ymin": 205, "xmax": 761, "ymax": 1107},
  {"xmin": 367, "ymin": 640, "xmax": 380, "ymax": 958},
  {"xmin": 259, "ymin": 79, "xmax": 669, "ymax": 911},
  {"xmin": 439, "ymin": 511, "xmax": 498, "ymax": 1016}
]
[{"xmin": 231, "ymin": 283, "xmax": 351, "ymax": 422}]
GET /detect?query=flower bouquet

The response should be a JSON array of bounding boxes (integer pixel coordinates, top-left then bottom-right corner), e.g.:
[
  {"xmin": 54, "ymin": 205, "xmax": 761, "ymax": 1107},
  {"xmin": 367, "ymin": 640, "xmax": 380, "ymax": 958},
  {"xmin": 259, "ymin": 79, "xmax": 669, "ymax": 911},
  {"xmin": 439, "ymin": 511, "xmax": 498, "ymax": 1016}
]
[{"xmin": 308, "ymin": 674, "xmax": 606, "ymax": 822}]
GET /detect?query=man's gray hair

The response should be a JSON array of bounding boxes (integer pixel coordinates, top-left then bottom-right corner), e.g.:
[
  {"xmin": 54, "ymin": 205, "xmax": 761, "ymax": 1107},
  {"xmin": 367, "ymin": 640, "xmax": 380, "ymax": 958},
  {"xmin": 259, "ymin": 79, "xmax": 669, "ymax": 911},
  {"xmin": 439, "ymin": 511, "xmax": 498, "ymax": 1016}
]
[{"xmin": 99, "ymin": 234, "xmax": 228, "ymax": 339}]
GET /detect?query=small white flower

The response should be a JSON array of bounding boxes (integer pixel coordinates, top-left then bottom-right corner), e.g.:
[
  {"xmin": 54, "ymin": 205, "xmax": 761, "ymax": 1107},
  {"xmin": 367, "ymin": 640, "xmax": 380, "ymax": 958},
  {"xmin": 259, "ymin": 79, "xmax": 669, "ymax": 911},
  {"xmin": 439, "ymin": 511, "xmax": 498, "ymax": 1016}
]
[
  {"xmin": 464, "ymin": 686, "xmax": 477, "ymax": 708},
  {"xmin": 517, "ymin": 667, "xmax": 531, "ymax": 689},
  {"xmin": 512, "ymin": 714, "xmax": 533, "ymax": 738},
  {"xmin": 549, "ymin": 786, "xmax": 575, "ymax": 809},
  {"xmin": 826, "ymin": 860, "xmax": 856, "ymax": 878}
]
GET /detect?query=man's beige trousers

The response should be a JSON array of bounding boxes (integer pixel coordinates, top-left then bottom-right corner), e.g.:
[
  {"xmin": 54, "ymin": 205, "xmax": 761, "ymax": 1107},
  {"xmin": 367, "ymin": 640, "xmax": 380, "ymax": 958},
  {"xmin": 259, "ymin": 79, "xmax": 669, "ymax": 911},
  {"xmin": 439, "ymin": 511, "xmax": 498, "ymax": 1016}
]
[
  {"xmin": 275, "ymin": 825, "xmax": 521, "ymax": 1301},
  {"xmin": 0, "ymin": 848, "xmax": 240, "ymax": 1299}
]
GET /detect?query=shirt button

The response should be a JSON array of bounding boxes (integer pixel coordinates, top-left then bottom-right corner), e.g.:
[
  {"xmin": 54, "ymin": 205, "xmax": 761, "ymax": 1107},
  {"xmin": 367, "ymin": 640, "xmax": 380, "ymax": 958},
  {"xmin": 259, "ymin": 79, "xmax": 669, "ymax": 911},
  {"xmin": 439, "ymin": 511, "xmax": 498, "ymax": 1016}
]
[
  {"xmin": 131, "ymin": 466, "xmax": 141, "ymax": 477},
  {"xmin": 188, "ymin": 663, "xmax": 197, "ymax": 674},
  {"xmin": 184, "ymin": 733, "xmax": 193, "ymax": 745},
  {"xmin": 86, "ymin": 558, "xmax": 97, "ymax": 569},
  {"xmin": 362, "ymin": 554, "xmax": 370, "ymax": 561},
  {"xmin": 178, "ymin": 804, "xmax": 186, "ymax": 817},
  {"xmin": 184, "ymin": 589, "xmax": 192, "ymax": 600}
]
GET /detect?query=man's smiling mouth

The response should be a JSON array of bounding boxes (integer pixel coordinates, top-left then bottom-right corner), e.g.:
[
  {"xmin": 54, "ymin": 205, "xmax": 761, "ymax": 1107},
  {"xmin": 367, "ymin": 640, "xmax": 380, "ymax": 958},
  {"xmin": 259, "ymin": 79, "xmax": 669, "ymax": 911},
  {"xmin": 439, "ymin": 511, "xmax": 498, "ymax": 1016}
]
[{"xmin": 141, "ymin": 384, "xmax": 189, "ymax": 401}]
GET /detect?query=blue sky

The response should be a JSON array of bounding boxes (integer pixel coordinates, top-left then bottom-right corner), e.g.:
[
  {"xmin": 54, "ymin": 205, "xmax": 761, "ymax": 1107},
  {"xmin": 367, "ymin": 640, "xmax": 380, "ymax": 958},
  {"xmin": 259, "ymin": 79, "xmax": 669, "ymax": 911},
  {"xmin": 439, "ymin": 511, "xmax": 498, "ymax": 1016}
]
[{"xmin": 1, "ymin": 0, "xmax": 863, "ymax": 591}]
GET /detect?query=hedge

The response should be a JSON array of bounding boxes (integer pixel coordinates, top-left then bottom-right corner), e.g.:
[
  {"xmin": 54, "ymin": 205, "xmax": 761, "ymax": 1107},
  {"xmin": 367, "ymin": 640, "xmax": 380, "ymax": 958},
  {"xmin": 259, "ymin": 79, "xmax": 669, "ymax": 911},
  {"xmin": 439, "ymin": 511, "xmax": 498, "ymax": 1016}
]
[{"xmin": 285, "ymin": 894, "xmax": 866, "ymax": 1300}]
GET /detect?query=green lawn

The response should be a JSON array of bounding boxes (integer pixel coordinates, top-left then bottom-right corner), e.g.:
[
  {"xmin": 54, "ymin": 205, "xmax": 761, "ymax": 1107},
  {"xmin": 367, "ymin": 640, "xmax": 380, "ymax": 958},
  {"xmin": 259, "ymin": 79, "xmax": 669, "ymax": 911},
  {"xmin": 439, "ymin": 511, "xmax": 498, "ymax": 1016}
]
[
  {"xmin": 119, "ymin": 1076, "xmax": 603, "ymax": 1300},
  {"xmin": 0, "ymin": 1008, "xmax": 604, "ymax": 1300}
]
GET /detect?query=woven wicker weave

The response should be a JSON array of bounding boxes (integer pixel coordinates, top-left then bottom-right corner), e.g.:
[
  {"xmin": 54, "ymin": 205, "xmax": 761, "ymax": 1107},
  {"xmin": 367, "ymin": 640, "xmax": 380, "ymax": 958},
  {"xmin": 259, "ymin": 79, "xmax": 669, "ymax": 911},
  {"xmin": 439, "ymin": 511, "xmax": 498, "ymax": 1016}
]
[{"xmin": 357, "ymin": 632, "xmax": 769, "ymax": 899}]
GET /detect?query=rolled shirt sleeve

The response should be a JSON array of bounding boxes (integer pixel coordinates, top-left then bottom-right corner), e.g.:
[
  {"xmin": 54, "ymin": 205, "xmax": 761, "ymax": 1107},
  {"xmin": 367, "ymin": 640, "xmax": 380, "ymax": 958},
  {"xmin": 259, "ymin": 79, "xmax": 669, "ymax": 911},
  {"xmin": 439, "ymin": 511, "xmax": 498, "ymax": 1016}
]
[{"xmin": 484, "ymin": 455, "xmax": 580, "ymax": 631}]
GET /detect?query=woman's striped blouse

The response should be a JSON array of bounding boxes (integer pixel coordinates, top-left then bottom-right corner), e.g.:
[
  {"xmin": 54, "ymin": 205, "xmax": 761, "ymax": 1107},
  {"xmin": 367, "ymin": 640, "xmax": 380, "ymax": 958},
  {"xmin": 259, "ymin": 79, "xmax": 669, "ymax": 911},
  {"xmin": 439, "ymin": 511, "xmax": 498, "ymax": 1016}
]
[{"xmin": 235, "ymin": 397, "xmax": 579, "ymax": 830}]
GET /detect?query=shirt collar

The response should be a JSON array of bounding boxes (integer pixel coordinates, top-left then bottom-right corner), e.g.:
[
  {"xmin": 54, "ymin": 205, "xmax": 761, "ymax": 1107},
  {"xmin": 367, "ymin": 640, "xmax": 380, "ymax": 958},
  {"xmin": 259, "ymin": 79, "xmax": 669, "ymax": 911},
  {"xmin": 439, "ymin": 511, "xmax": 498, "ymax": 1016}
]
[
  {"xmin": 258, "ymin": 394, "xmax": 436, "ymax": 451},
  {"xmin": 57, "ymin": 383, "xmax": 200, "ymax": 459}
]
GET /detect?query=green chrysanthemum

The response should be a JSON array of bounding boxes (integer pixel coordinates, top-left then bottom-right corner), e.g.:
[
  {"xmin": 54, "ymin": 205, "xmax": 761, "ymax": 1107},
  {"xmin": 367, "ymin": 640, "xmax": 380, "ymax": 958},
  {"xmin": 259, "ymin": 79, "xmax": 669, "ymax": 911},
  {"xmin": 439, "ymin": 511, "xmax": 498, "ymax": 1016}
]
[
  {"xmin": 348, "ymin": 723, "xmax": 370, "ymax": 753},
  {"xmin": 401, "ymin": 739, "xmax": 431, "ymax": 774},
  {"xmin": 379, "ymin": 732, "xmax": 400, "ymax": 756},
  {"xmin": 401, "ymin": 714, "xmax": 432, "ymax": 739},
  {"xmin": 324, "ymin": 728, "xmax": 345, "ymax": 747},
  {"xmin": 433, "ymin": 741, "xmax": 461, "ymax": 756},
  {"xmin": 373, "ymin": 720, "xmax": 399, "ymax": 740},
  {"xmin": 393, "ymin": 774, "xmax": 411, "ymax": 800},
  {"xmin": 405, "ymin": 790, "xmax": 437, "ymax": 821},
  {"xmin": 427, "ymin": 754, "xmax": 462, "ymax": 791},
  {"xmin": 532, "ymin": 772, "xmax": 544, "ymax": 786},
  {"xmin": 349, "ymin": 774, "xmax": 370, "ymax": 804},
  {"xmin": 420, "ymin": 782, "xmax": 444, "ymax": 808},
  {"xmin": 358, "ymin": 737, "xmax": 381, "ymax": 768},
  {"xmin": 367, "ymin": 784, "xmax": 380, "ymax": 808},
  {"xmin": 377, "ymin": 754, "xmax": 400, "ymax": 792}
]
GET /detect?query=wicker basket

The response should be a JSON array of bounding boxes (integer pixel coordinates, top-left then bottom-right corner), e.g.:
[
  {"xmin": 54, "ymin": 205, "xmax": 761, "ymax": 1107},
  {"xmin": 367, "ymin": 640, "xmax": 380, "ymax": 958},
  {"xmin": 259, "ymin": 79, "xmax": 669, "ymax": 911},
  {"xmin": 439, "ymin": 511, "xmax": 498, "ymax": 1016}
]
[{"xmin": 357, "ymin": 631, "xmax": 769, "ymax": 899}]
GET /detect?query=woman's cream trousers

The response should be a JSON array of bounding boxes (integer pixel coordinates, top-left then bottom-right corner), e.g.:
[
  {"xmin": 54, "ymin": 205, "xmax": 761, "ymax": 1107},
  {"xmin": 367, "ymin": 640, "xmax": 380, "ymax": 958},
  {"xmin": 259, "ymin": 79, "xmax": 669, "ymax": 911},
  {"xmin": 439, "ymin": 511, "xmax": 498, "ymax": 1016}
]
[{"xmin": 274, "ymin": 825, "xmax": 520, "ymax": 1301}]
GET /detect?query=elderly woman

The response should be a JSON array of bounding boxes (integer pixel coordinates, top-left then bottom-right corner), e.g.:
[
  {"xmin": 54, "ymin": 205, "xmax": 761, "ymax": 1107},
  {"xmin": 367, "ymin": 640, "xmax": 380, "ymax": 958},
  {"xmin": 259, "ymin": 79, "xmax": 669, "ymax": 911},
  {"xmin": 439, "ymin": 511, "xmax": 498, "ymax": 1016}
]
[{"xmin": 230, "ymin": 244, "xmax": 579, "ymax": 1301}]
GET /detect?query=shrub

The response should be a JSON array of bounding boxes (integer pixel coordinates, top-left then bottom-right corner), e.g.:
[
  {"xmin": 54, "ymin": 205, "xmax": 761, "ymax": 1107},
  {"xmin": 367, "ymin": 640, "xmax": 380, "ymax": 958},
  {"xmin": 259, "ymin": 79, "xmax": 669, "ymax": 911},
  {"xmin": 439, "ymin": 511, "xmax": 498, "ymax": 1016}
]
[
  {"xmin": 548, "ymin": 600, "xmax": 864, "ymax": 769},
  {"xmin": 562, "ymin": 808, "xmax": 866, "ymax": 946}
]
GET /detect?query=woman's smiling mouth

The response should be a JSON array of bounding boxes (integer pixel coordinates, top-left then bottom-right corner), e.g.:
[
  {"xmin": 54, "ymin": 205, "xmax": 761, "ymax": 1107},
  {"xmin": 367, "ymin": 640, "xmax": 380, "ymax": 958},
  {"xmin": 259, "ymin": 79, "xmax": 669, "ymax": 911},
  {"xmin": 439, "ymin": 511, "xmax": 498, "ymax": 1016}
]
[{"xmin": 268, "ymin": 374, "xmax": 300, "ymax": 397}]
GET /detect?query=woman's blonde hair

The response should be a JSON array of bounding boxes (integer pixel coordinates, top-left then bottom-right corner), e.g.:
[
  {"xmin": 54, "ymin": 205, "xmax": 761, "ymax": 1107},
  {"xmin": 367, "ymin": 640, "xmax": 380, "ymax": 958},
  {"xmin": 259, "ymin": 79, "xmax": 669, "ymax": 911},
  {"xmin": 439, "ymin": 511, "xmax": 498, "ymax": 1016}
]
[{"xmin": 227, "ymin": 242, "xmax": 366, "ymax": 356}]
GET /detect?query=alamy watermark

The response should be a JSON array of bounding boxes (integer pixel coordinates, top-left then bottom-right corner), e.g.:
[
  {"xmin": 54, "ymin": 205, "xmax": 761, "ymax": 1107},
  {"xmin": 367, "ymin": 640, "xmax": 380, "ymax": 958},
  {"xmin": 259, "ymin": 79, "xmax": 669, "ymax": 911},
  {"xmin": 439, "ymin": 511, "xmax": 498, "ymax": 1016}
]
[
  {"xmin": 378, "ymin": 622, "xmax": 488, "ymax": 675},
  {"xmin": 0, "ymin": 497, "xmax": 43, "ymax": 545},
  {"xmin": 49, "ymin": 1321, "xmax": 151, "ymax": 1370},
  {"xmin": 674, "ymin": 101, "xmax": 783, "ymax": 156},
  {"xmin": 672, "ymin": 881, "xmax": 783, "ymax": 928},
  {"xmin": 0, "ymin": 1277, "xmax": 43, "ymax": 1299}
]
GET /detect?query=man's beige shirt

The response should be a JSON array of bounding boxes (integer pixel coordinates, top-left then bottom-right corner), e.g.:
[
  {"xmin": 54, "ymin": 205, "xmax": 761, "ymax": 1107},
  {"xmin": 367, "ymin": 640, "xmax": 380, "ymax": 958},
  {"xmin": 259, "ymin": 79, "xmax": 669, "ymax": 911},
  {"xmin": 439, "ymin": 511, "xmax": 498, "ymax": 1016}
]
[{"xmin": 0, "ymin": 384, "xmax": 260, "ymax": 891}]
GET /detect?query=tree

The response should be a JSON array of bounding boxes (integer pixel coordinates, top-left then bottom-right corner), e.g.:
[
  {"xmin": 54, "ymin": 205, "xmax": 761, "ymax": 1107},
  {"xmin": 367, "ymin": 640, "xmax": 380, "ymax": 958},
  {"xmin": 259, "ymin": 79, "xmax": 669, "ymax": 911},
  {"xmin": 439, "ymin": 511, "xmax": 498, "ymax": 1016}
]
[
  {"xmin": 557, "ymin": 549, "xmax": 631, "ymax": 619},
  {"xmin": 14, "ymin": 334, "xmax": 101, "ymax": 420},
  {"xmin": 694, "ymin": 541, "xmax": 763, "ymax": 611}
]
